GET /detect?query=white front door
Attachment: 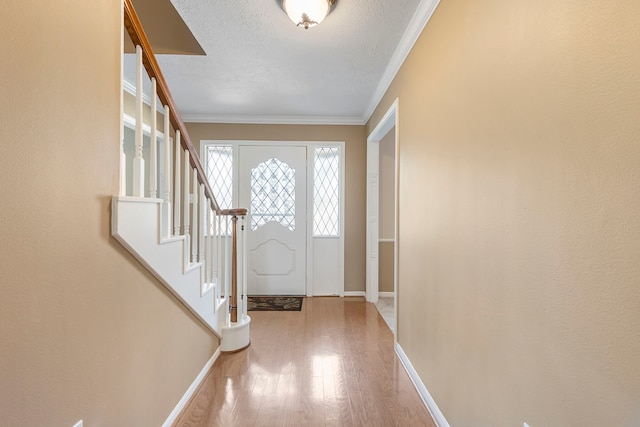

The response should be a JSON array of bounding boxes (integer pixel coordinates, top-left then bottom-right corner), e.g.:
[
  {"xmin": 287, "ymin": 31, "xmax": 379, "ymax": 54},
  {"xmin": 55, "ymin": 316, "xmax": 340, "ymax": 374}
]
[{"xmin": 239, "ymin": 145, "xmax": 307, "ymax": 295}]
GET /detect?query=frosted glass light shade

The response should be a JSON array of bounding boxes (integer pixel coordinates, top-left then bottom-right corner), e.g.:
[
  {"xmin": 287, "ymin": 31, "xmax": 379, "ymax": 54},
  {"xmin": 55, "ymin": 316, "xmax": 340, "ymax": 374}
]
[{"xmin": 283, "ymin": 0, "xmax": 331, "ymax": 29}]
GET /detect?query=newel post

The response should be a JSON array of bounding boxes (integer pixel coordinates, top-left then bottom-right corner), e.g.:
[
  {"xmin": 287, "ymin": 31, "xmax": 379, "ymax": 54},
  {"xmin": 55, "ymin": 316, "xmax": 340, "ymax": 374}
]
[
  {"xmin": 230, "ymin": 214, "xmax": 239, "ymax": 323},
  {"xmin": 226, "ymin": 208, "xmax": 247, "ymax": 323}
]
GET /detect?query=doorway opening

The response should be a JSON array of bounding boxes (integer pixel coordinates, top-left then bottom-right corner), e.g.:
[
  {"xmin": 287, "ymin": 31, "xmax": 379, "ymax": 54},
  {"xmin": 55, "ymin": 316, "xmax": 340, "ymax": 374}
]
[{"xmin": 367, "ymin": 99, "xmax": 399, "ymax": 335}]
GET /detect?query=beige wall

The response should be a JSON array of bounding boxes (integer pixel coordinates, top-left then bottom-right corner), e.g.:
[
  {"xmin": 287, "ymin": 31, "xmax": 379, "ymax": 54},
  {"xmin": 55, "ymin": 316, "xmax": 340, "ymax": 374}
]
[
  {"xmin": 378, "ymin": 242, "xmax": 394, "ymax": 293},
  {"xmin": 123, "ymin": 90, "xmax": 165, "ymax": 126},
  {"xmin": 379, "ymin": 127, "xmax": 396, "ymax": 240},
  {"xmin": 0, "ymin": 1, "xmax": 218, "ymax": 425},
  {"xmin": 186, "ymin": 123, "xmax": 367, "ymax": 292},
  {"xmin": 367, "ymin": 0, "xmax": 640, "ymax": 425},
  {"xmin": 379, "ymin": 128, "xmax": 396, "ymax": 293}
]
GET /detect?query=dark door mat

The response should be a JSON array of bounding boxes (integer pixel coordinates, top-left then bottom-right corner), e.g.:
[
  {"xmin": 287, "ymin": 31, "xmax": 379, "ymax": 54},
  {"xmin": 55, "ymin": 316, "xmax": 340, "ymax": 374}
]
[{"xmin": 247, "ymin": 296, "xmax": 304, "ymax": 311}]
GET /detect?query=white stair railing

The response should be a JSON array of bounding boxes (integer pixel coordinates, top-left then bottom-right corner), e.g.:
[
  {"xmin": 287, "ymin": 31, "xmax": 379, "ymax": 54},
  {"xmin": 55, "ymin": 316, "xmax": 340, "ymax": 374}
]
[{"xmin": 115, "ymin": 0, "xmax": 250, "ymax": 351}]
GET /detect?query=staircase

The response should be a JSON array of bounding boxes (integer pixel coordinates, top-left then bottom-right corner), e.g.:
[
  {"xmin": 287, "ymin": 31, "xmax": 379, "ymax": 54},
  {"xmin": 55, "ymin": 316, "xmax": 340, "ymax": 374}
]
[{"xmin": 112, "ymin": 0, "xmax": 250, "ymax": 351}]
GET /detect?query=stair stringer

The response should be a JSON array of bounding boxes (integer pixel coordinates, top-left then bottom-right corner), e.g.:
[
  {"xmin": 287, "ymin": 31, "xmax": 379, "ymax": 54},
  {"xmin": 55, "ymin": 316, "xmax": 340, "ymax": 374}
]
[{"xmin": 111, "ymin": 196, "xmax": 227, "ymax": 339}]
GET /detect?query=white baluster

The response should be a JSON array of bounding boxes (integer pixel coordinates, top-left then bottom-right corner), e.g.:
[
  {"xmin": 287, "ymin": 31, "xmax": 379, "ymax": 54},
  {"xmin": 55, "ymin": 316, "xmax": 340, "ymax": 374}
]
[
  {"xmin": 191, "ymin": 168, "xmax": 198, "ymax": 263},
  {"xmin": 173, "ymin": 131, "xmax": 181, "ymax": 236},
  {"xmin": 210, "ymin": 208, "xmax": 217, "ymax": 287},
  {"xmin": 183, "ymin": 150, "xmax": 190, "ymax": 239},
  {"xmin": 203, "ymin": 203, "xmax": 209, "ymax": 288},
  {"xmin": 212, "ymin": 208, "xmax": 220, "ymax": 306},
  {"xmin": 207, "ymin": 208, "xmax": 218, "ymax": 287},
  {"xmin": 209, "ymin": 207, "xmax": 217, "ymax": 307},
  {"xmin": 199, "ymin": 184, "xmax": 206, "ymax": 265},
  {"xmin": 161, "ymin": 105, "xmax": 172, "ymax": 238},
  {"xmin": 217, "ymin": 215, "xmax": 223, "ymax": 298},
  {"xmin": 132, "ymin": 45, "xmax": 145, "ymax": 197},
  {"xmin": 120, "ymin": 135, "xmax": 126, "ymax": 196},
  {"xmin": 225, "ymin": 215, "xmax": 231, "ymax": 301},
  {"xmin": 149, "ymin": 77, "xmax": 157, "ymax": 198},
  {"xmin": 242, "ymin": 215, "xmax": 248, "ymax": 320}
]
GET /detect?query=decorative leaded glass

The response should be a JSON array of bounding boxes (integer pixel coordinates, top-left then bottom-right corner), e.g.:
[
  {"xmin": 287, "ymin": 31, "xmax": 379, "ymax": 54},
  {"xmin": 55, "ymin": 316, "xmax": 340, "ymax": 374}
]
[
  {"xmin": 205, "ymin": 145, "xmax": 233, "ymax": 234},
  {"xmin": 313, "ymin": 147, "xmax": 340, "ymax": 236},
  {"xmin": 250, "ymin": 158, "xmax": 296, "ymax": 231}
]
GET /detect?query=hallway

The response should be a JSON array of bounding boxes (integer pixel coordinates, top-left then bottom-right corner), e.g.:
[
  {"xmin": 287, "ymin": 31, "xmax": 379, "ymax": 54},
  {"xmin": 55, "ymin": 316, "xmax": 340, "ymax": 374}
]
[{"xmin": 175, "ymin": 297, "xmax": 435, "ymax": 426}]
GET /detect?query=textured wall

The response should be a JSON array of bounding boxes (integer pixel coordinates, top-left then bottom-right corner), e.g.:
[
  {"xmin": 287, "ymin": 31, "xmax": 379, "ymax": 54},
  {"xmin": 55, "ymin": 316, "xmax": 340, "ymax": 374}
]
[
  {"xmin": 0, "ymin": 1, "xmax": 218, "ymax": 425},
  {"xmin": 379, "ymin": 127, "xmax": 396, "ymax": 293},
  {"xmin": 378, "ymin": 242, "xmax": 395, "ymax": 293},
  {"xmin": 186, "ymin": 123, "xmax": 367, "ymax": 292},
  {"xmin": 367, "ymin": 0, "xmax": 640, "ymax": 425}
]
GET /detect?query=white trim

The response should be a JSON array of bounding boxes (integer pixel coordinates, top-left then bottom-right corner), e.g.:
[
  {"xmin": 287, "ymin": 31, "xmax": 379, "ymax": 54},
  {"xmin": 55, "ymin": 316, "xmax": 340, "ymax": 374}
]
[
  {"xmin": 378, "ymin": 291, "xmax": 395, "ymax": 298},
  {"xmin": 306, "ymin": 147, "xmax": 315, "ymax": 297},
  {"xmin": 366, "ymin": 138, "xmax": 380, "ymax": 304},
  {"xmin": 393, "ymin": 104, "xmax": 400, "ymax": 346},
  {"xmin": 123, "ymin": 113, "xmax": 166, "ymax": 140},
  {"xmin": 338, "ymin": 142, "xmax": 346, "ymax": 297},
  {"xmin": 203, "ymin": 140, "xmax": 344, "ymax": 148},
  {"xmin": 369, "ymin": 99, "xmax": 399, "ymax": 140},
  {"xmin": 162, "ymin": 348, "xmax": 221, "ymax": 427},
  {"xmin": 72, "ymin": 421, "xmax": 83, "ymax": 427},
  {"xmin": 343, "ymin": 291, "xmax": 366, "ymax": 297},
  {"xmin": 378, "ymin": 238, "xmax": 395, "ymax": 243},
  {"xmin": 183, "ymin": 113, "xmax": 364, "ymax": 126},
  {"xmin": 362, "ymin": 0, "xmax": 440, "ymax": 123},
  {"xmin": 367, "ymin": 99, "xmax": 399, "ymax": 305},
  {"xmin": 395, "ymin": 343, "xmax": 450, "ymax": 427}
]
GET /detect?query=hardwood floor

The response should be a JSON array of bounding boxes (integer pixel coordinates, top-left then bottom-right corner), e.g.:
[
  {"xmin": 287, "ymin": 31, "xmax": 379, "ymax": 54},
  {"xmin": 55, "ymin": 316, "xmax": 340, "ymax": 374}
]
[{"xmin": 174, "ymin": 297, "xmax": 436, "ymax": 427}]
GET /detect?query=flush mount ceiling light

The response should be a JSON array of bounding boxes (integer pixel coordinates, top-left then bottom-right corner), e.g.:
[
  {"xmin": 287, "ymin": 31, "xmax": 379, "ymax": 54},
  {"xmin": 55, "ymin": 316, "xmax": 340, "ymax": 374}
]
[{"xmin": 282, "ymin": 0, "xmax": 337, "ymax": 29}]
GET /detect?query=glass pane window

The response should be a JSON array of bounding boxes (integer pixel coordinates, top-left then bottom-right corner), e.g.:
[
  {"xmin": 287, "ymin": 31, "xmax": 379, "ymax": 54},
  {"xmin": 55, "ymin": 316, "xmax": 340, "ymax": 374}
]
[
  {"xmin": 205, "ymin": 146, "xmax": 233, "ymax": 209},
  {"xmin": 250, "ymin": 158, "xmax": 296, "ymax": 231},
  {"xmin": 205, "ymin": 145, "xmax": 233, "ymax": 235},
  {"xmin": 313, "ymin": 147, "xmax": 340, "ymax": 236}
]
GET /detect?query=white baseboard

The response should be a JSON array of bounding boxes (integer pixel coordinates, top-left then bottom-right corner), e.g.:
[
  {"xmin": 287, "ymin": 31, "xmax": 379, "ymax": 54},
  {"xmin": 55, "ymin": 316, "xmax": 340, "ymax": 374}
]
[
  {"xmin": 378, "ymin": 291, "xmax": 395, "ymax": 298},
  {"xmin": 162, "ymin": 347, "xmax": 221, "ymax": 427},
  {"xmin": 395, "ymin": 343, "xmax": 450, "ymax": 427},
  {"xmin": 343, "ymin": 291, "xmax": 366, "ymax": 297}
]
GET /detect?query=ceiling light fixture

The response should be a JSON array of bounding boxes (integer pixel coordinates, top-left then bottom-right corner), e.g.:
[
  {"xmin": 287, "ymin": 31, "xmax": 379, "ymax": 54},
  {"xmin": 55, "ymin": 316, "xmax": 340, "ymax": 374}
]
[{"xmin": 282, "ymin": 0, "xmax": 337, "ymax": 30}]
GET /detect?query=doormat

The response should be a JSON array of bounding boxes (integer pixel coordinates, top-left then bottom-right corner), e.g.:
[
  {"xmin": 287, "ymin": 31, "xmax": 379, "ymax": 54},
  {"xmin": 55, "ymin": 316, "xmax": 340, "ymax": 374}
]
[{"xmin": 247, "ymin": 296, "xmax": 304, "ymax": 311}]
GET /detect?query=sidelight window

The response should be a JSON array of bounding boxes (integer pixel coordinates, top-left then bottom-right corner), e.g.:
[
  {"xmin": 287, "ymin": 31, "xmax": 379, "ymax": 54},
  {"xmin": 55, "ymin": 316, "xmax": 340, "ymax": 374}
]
[{"xmin": 313, "ymin": 147, "xmax": 340, "ymax": 236}]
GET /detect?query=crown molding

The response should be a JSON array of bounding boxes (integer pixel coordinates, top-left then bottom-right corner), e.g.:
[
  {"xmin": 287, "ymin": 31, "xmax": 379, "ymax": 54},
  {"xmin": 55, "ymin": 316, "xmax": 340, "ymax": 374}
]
[
  {"xmin": 182, "ymin": 113, "xmax": 365, "ymax": 126},
  {"xmin": 362, "ymin": 0, "xmax": 441, "ymax": 124}
]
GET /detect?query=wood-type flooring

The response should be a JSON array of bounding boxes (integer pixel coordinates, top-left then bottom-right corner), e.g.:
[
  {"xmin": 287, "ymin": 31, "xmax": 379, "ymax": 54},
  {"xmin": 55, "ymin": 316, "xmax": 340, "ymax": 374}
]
[{"xmin": 174, "ymin": 296, "xmax": 436, "ymax": 427}]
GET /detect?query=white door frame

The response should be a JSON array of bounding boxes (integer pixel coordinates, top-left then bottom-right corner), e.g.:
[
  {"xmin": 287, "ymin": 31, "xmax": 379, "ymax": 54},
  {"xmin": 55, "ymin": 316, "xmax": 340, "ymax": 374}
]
[
  {"xmin": 366, "ymin": 99, "xmax": 399, "ymax": 310},
  {"xmin": 201, "ymin": 140, "xmax": 345, "ymax": 297}
]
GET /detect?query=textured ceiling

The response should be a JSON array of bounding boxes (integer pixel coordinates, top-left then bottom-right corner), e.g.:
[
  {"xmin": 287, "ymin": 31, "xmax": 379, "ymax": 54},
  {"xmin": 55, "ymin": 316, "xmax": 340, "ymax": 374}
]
[{"xmin": 126, "ymin": 0, "xmax": 434, "ymax": 124}]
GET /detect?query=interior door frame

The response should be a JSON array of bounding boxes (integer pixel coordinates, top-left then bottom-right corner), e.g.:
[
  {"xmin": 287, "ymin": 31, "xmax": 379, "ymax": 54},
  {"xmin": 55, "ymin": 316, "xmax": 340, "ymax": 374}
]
[
  {"xmin": 366, "ymin": 99, "xmax": 399, "ymax": 325},
  {"xmin": 201, "ymin": 140, "xmax": 345, "ymax": 297}
]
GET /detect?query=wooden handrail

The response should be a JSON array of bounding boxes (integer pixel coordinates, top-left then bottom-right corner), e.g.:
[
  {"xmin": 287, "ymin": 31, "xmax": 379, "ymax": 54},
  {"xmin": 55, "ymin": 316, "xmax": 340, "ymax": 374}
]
[
  {"xmin": 124, "ymin": 0, "xmax": 247, "ymax": 327},
  {"xmin": 124, "ymin": 0, "xmax": 224, "ymax": 215}
]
